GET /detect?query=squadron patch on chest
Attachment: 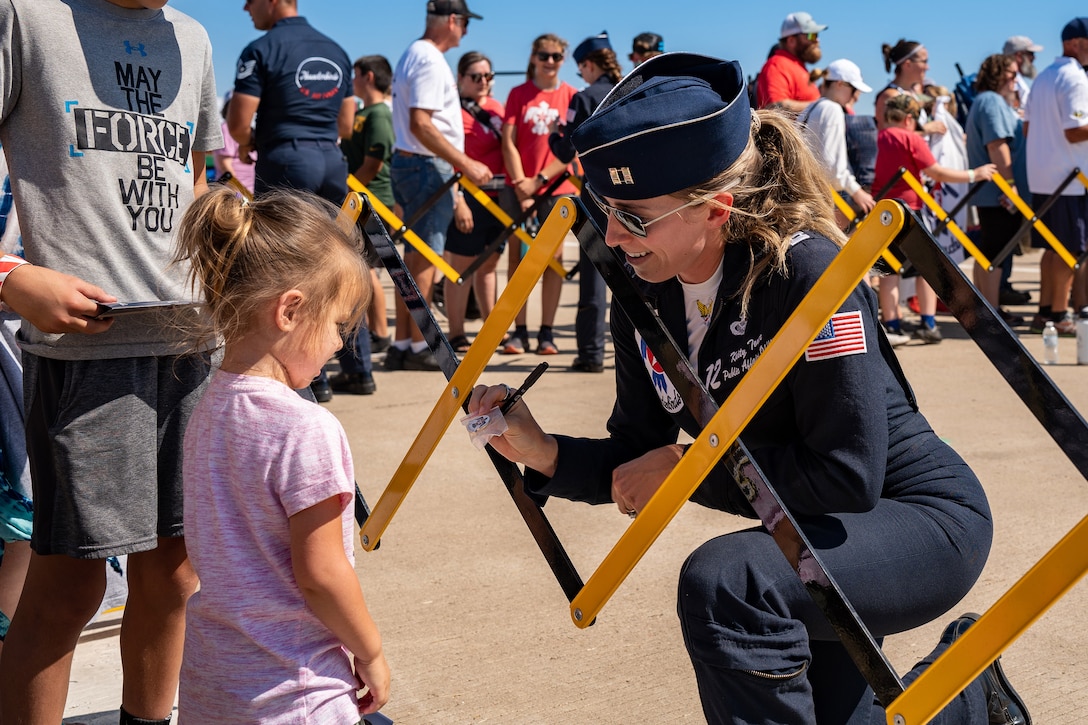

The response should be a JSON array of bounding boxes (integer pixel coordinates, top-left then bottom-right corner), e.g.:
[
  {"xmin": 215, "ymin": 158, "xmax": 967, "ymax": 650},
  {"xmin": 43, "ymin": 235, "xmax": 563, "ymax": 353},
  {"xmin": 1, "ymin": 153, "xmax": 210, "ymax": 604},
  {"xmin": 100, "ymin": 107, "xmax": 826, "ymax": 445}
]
[
  {"xmin": 804, "ymin": 310, "xmax": 867, "ymax": 362},
  {"xmin": 636, "ymin": 331, "xmax": 683, "ymax": 413}
]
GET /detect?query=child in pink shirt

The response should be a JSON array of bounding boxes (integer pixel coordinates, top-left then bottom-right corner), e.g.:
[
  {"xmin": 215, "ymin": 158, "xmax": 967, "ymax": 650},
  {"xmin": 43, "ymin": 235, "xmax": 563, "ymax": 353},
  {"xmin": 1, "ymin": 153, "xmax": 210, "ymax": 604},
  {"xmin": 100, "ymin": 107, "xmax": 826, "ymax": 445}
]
[
  {"xmin": 174, "ymin": 188, "xmax": 389, "ymax": 723},
  {"xmin": 872, "ymin": 94, "xmax": 995, "ymax": 344}
]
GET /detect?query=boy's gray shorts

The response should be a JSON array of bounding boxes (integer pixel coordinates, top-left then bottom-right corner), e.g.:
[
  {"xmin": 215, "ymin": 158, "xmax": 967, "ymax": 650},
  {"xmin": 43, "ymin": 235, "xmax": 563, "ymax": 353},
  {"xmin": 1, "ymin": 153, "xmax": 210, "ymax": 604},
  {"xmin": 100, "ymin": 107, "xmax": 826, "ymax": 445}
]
[{"xmin": 23, "ymin": 352, "xmax": 211, "ymax": 558}]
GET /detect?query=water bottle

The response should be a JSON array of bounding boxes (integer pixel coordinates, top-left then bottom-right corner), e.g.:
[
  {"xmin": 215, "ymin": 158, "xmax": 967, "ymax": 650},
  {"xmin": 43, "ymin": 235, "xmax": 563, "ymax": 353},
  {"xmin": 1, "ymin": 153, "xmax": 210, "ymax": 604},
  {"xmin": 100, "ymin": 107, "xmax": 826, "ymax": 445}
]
[
  {"xmin": 1077, "ymin": 308, "xmax": 1088, "ymax": 365},
  {"xmin": 1042, "ymin": 321, "xmax": 1059, "ymax": 365}
]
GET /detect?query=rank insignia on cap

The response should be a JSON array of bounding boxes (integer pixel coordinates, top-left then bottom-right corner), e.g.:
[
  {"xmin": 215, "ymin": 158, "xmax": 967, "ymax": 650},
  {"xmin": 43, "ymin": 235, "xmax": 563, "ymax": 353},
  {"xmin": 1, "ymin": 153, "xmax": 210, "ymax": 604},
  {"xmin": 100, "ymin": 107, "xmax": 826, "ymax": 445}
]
[{"xmin": 609, "ymin": 167, "xmax": 635, "ymax": 185}]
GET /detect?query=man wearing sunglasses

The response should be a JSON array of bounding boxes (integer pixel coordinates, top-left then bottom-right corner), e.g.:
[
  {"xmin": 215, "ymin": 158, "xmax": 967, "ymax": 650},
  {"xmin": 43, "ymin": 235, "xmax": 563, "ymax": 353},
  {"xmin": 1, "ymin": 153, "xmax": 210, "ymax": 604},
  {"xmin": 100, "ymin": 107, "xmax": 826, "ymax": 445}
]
[
  {"xmin": 386, "ymin": 0, "xmax": 492, "ymax": 372},
  {"xmin": 755, "ymin": 11, "xmax": 827, "ymax": 113}
]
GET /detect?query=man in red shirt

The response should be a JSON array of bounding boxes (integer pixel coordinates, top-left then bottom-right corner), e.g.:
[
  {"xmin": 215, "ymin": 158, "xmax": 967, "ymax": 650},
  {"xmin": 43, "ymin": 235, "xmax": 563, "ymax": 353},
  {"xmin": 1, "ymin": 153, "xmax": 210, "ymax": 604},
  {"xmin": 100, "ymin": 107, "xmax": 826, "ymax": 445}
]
[{"xmin": 756, "ymin": 11, "xmax": 826, "ymax": 112}]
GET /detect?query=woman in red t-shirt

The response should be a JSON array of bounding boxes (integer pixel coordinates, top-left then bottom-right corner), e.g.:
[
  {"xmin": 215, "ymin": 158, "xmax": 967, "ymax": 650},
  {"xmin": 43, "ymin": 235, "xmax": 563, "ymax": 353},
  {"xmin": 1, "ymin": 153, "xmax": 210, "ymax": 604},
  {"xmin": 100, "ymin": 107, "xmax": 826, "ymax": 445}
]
[
  {"xmin": 444, "ymin": 51, "xmax": 507, "ymax": 353},
  {"xmin": 499, "ymin": 34, "xmax": 577, "ymax": 355}
]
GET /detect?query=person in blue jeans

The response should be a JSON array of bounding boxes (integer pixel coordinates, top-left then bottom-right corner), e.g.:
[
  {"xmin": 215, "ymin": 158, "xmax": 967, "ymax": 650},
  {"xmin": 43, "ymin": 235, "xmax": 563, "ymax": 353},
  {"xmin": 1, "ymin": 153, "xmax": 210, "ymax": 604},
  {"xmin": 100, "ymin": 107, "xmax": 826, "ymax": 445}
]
[
  {"xmin": 386, "ymin": 0, "xmax": 493, "ymax": 372},
  {"xmin": 467, "ymin": 53, "xmax": 1030, "ymax": 725}
]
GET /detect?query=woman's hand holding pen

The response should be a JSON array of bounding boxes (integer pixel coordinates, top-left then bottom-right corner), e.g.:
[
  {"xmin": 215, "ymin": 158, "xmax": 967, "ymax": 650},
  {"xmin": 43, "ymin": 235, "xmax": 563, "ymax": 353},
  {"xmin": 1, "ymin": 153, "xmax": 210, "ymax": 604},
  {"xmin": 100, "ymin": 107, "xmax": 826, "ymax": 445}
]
[
  {"xmin": 468, "ymin": 382, "xmax": 559, "ymax": 476},
  {"xmin": 612, "ymin": 444, "xmax": 686, "ymax": 518}
]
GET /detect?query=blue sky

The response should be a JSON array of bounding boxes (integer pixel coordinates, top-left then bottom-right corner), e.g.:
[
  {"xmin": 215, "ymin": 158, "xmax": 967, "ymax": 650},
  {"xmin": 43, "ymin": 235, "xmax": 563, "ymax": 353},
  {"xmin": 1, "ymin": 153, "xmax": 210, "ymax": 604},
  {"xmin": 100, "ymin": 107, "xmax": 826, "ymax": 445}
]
[{"xmin": 177, "ymin": 0, "xmax": 1086, "ymax": 116}]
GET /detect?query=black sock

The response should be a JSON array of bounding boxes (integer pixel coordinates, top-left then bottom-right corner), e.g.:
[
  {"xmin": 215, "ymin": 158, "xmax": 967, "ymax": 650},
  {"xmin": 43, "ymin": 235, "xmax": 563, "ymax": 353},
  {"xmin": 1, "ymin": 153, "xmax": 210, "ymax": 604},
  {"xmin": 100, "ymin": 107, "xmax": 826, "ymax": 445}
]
[
  {"xmin": 538, "ymin": 324, "xmax": 553, "ymax": 341},
  {"xmin": 1051, "ymin": 309, "xmax": 1068, "ymax": 321},
  {"xmin": 119, "ymin": 707, "xmax": 171, "ymax": 725},
  {"xmin": 1039, "ymin": 305, "xmax": 1052, "ymax": 317}
]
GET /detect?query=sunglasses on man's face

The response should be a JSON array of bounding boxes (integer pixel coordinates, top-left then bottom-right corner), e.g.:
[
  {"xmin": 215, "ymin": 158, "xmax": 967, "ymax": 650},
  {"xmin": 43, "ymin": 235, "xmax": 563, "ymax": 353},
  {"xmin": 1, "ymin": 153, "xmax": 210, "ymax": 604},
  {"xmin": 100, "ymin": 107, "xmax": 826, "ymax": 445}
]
[
  {"xmin": 453, "ymin": 14, "xmax": 469, "ymax": 30},
  {"xmin": 468, "ymin": 72, "xmax": 494, "ymax": 83},
  {"xmin": 535, "ymin": 52, "xmax": 564, "ymax": 63},
  {"xmin": 801, "ymin": 32, "xmax": 819, "ymax": 41}
]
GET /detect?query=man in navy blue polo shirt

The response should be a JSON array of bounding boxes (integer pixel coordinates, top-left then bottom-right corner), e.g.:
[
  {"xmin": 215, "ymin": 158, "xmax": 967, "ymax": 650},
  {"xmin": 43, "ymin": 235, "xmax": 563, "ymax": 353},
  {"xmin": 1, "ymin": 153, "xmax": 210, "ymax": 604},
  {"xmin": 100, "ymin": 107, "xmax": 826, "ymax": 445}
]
[
  {"xmin": 228, "ymin": 0, "xmax": 354, "ymax": 204},
  {"xmin": 228, "ymin": 0, "xmax": 361, "ymax": 401}
]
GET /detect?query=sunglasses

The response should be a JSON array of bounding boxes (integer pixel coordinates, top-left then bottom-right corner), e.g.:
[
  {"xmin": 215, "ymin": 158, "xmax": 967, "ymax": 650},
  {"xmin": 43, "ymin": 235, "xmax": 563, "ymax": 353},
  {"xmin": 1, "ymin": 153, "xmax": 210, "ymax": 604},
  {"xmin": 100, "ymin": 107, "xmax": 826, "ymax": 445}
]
[
  {"xmin": 467, "ymin": 72, "xmax": 495, "ymax": 83},
  {"xmin": 798, "ymin": 32, "xmax": 819, "ymax": 41},
  {"xmin": 585, "ymin": 184, "xmax": 706, "ymax": 238},
  {"xmin": 535, "ymin": 52, "xmax": 564, "ymax": 63},
  {"xmin": 453, "ymin": 14, "xmax": 469, "ymax": 30}
]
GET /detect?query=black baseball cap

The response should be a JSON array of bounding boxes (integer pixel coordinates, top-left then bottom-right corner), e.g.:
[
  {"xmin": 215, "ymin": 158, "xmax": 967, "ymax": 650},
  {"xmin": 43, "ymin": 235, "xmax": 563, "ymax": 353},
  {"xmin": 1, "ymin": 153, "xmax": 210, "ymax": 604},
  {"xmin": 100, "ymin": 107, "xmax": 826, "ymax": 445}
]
[{"xmin": 426, "ymin": 0, "xmax": 482, "ymax": 20}]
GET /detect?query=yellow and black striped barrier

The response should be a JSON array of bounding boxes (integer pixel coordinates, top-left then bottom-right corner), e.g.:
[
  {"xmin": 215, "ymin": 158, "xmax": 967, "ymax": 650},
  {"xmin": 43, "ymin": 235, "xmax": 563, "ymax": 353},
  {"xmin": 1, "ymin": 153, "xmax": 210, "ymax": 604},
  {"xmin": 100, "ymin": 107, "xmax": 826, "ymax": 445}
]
[
  {"xmin": 991, "ymin": 176, "xmax": 1079, "ymax": 270},
  {"xmin": 829, "ymin": 187, "xmax": 904, "ymax": 272},
  {"xmin": 885, "ymin": 515, "xmax": 1088, "ymax": 723},
  {"xmin": 358, "ymin": 198, "xmax": 577, "ymax": 550},
  {"xmin": 897, "ymin": 171, "xmax": 994, "ymax": 271},
  {"xmin": 347, "ymin": 175, "xmax": 463, "ymax": 284},
  {"xmin": 458, "ymin": 176, "xmax": 571, "ymax": 279}
]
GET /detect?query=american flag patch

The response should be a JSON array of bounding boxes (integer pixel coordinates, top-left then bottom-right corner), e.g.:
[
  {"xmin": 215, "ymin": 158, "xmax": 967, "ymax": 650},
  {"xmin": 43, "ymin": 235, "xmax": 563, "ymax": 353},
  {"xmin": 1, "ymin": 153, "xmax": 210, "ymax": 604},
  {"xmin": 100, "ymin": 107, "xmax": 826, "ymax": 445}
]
[{"xmin": 804, "ymin": 311, "xmax": 867, "ymax": 362}]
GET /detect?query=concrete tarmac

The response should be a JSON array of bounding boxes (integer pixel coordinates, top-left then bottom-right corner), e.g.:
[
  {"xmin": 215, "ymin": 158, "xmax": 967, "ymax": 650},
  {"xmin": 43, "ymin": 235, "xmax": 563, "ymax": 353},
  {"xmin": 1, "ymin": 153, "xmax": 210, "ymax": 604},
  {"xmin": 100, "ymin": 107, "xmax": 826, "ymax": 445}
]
[{"xmin": 62, "ymin": 249, "xmax": 1088, "ymax": 724}]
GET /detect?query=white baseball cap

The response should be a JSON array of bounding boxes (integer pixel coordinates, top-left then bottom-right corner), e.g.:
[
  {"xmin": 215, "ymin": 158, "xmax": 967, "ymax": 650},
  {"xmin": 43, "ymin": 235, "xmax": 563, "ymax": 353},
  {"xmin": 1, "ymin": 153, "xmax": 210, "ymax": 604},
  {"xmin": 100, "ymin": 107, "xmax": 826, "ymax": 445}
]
[
  {"xmin": 1003, "ymin": 35, "xmax": 1043, "ymax": 55},
  {"xmin": 780, "ymin": 12, "xmax": 828, "ymax": 39},
  {"xmin": 825, "ymin": 59, "xmax": 871, "ymax": 93}
]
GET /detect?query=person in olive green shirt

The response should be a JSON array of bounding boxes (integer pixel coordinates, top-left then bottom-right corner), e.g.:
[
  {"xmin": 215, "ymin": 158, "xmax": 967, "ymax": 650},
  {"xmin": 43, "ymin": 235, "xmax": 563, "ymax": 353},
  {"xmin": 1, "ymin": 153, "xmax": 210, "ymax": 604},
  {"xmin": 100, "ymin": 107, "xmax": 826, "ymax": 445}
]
[
  {"xmin": 337, "ymin": 53, "xmax": 395, "ymax": 369},
  {"xmin": 346, "ymin": 55, "xmax": 394, "ymax": 208}
]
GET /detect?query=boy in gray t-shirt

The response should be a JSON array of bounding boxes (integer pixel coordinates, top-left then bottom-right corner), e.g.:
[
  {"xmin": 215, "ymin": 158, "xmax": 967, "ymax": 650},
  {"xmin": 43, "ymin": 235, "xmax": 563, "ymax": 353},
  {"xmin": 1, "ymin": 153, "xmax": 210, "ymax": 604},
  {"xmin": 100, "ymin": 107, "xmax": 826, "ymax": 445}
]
[{"xmin": 0, "ymin": 0, "xmax": 221, "ymax": 722}]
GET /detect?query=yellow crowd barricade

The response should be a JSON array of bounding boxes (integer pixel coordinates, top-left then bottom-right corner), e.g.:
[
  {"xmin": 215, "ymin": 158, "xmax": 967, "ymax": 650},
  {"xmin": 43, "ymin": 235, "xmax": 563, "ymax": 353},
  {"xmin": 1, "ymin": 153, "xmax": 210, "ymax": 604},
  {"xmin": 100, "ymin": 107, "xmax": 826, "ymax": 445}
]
[
  {"xmin": 347, "ymin": 174, "xmax": 463, "ymax": 284},
  {"xmin": 568, "ymin": 200, "xmax": 907, "ymax": 627},
  {"xmin": 336, "ymin": 191, "xmax": 365, "ymax": 232},
  {"xmin": 458, "ymin": 176, "xmax": 570, "ymax": 279},
  {"xmin": 991, "ymin": 176, "xmax": 1079, "ymax": 270},
  {"xmin": 358, "ymin": 198, "xmax": 577, "ymax": 550},
  {"xmin": 829, "ymin": 186, "xmax": 904, "ymax": 272},
  {"xmin": 885, "ymin": 513, "xmax": 1088, "ymax": 724},
  {"xmin": 897, "ymin": 171, "xmax": 994, "ymax": 271}
]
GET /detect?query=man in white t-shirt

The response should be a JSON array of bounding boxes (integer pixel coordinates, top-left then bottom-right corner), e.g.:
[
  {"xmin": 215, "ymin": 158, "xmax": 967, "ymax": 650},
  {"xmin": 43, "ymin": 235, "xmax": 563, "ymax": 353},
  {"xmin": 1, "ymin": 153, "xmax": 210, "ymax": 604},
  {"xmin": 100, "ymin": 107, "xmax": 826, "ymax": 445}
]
[
  {"xmin": 1024, "ymin": 17, "xmax": 1088, "ymax": 334},
  {"xmin": 386, "ymin": 0, "xmax": 492, "ymax": 371}
]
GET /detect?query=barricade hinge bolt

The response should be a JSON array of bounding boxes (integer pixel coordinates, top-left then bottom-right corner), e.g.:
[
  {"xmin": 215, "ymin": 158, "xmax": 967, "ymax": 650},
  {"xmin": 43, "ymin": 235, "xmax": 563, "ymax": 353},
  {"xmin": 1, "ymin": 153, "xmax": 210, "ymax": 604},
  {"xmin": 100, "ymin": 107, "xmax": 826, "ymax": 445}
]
[
  {"xmin": 452, "ymin": 387, "xmax": 460, "ymax": 399},
  {"xmin": 362, "ymin": 534, "xmax": 370, "ymax": 547},
  {"xmin": 709, "ymin": 434, "xmax": 719, "ymax": 448},
  {"xmin": 573, "ymin": 608, "xmax": 584, "ymax": 621},
  {"xmin": 880, "ymin": 211, "xmax": 892, "ymax": 226}
]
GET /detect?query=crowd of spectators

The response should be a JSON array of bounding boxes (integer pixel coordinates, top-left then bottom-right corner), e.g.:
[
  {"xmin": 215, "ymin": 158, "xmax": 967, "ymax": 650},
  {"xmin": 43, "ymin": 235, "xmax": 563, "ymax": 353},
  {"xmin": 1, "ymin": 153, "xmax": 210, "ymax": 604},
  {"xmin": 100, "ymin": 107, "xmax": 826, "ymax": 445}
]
[{"xmin": 773, "ymin": 12, "xmax": 1088, "ymax": 346}]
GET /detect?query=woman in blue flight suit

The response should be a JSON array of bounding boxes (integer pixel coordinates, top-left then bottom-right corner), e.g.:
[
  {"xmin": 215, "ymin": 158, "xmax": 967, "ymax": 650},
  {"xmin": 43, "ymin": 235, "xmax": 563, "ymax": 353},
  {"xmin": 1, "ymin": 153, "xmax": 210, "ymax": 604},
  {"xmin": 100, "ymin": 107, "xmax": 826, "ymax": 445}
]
[{"xmin": 468, "ymin": 53, "xmax": 1029, "ymax": 725}]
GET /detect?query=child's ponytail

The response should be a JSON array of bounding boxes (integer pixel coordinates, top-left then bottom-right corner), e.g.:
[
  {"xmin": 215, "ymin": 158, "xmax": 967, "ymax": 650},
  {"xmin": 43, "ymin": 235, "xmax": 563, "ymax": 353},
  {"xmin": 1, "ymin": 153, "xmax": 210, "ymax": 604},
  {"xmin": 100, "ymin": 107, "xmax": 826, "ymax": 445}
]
[
  {"xmin": 176, "ymin": 187, "xmax": 254, "ymax": 315},
  {"xmin": 174, "ymin": 187, "xmax": 370, "ymax": 350}
]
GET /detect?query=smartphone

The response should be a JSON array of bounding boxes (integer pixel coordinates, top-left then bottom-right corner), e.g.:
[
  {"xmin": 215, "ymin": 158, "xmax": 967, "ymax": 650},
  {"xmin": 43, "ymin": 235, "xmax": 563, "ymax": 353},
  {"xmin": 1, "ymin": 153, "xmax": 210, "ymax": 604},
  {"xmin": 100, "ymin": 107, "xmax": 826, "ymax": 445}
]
[{"xmin": 92, "ymin": 300, "xmax": 192, "ymax": 320}]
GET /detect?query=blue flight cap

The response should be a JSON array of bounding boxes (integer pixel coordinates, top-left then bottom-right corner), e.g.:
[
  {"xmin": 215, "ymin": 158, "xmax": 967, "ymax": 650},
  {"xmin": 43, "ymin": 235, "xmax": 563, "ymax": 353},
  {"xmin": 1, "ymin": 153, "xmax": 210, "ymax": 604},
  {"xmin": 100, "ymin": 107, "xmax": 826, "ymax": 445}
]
[
  {"xmin": 573, "ymin": 31, "xmax": 611, "ymax": 64},
  {"xmin": 572, "ymin": 52, "xmax": 751, "ymax": 200}
]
